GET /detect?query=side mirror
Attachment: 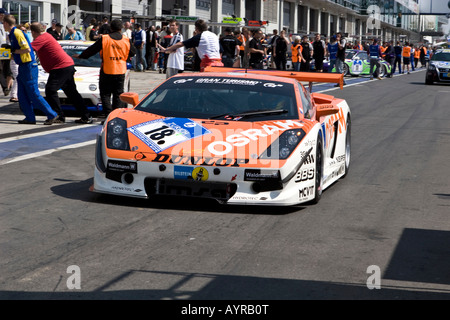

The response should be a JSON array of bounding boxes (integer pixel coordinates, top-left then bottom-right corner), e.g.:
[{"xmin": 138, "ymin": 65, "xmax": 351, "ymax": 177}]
[
  {"xmin": 316, "ymin": 104, "xmax": 339, "ymax": 118},
  {"xmin": 120, "ymin": 92, "xmax": 139, "ymax": 107}
]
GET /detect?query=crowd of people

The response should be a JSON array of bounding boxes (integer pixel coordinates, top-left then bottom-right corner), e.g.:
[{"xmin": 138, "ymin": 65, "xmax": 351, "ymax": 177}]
[{"xmin": 0, "ymin": 10, "xmax": 442, "ymax": 125}]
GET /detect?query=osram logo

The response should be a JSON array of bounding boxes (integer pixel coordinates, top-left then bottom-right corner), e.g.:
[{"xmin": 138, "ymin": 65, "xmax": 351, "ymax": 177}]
[{"xmin": 207, "ymin": 120, "xmax": 303, "ymax": 156}]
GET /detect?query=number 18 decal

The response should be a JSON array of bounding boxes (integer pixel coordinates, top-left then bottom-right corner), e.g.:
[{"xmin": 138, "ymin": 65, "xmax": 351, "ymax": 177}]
[{"xmin": 128, "ymin": 118, "xmax": 211, "ymax": 153}]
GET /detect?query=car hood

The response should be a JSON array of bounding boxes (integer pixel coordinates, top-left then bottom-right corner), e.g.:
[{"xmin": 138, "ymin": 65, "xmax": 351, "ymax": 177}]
[
  {"xmin": 430, "ymin": 61, "xmax": 450, "ymax": 68},
  {"xmin": 38, "ymin": 66, "xmax": 99, "ymax": 83},
  {"xmin": 105, "ymin": 109, "xmax": 310, "ymax": 168}
]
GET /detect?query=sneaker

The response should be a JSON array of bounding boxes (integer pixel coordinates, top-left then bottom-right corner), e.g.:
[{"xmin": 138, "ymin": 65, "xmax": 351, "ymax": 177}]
[
  {"xmin": 54, "ymin": 117, "xmax": 65, "ymax": 123},
  {"xmin": 370, "ymin": 77, "xmax": 373, "ymax": 80},
  {"xmin": 407, "ymin": 71, "xmax": 410, "ymax": 74},
  {"xmin": 18, "ymin": 119, "xmax": 36, "ymax": 125},
  {"xmin": 377, "ymin": 76, "xmax": 382, "ymax": 80},
  {"xmin": 74, "ymin": 116, "xmax": 93, "ymax": 124},
  {"xmin": 9, "ymin": 98, "xmax": 19, "ymax": 103},
  {"xmin": 44, "ymin": 115, "xmax": 60, "ymax": 125}
]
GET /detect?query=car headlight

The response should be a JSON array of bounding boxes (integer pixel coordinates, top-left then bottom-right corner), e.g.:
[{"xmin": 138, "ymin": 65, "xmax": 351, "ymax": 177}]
[
  {"xmin": 259, "ymin": 129, "xmax": 306, "ymax": 160},
  {"xmin": 89, "ymin": 84, "xmax": 97, "ymax": 91},
  {"xmin": 38, "ymin": 82, "xmax": 46, "ymax": 89},
  {"xmin": 428, "ymin": 64, "xmax": 436, "ymax": 71},
  {"xmin": 106, "ymin": 118, "xmax": 130, "ymax": 151}
]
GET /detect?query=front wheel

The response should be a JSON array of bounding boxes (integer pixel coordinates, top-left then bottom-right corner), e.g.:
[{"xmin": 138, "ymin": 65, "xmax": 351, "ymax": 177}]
[
  {"xmin": 342, "ymin": 116, "xmax": 351, "ymax": 178},
  {"xmin": 425, "ymin": 77, "xmax": 433, "ymax": 85}
]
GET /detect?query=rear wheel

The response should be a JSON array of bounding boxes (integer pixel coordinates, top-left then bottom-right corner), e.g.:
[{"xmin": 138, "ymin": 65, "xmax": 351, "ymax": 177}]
[
  {"xmin": 379, "ymin": 65, "xmax": 386, "ymax": 77},
  {"xmin": 311, "ymin": 136, "xmax": 324, "ymax": 204}
]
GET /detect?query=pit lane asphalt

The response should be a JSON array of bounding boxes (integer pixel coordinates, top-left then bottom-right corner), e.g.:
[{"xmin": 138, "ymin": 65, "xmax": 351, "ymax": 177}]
[{"xmin": 1, "ymin": 68, "xmax": 450, "ymax": 302}]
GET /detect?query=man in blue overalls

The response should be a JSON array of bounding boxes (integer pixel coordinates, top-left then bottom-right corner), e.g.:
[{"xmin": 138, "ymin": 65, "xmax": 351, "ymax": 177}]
[
  {"xmin": 3, "ymin": 15, "xmax": 59, "ymax": 125},
  {"xmin": 369, "ymin": 38, "xmax": 382, "ymax": 80}
]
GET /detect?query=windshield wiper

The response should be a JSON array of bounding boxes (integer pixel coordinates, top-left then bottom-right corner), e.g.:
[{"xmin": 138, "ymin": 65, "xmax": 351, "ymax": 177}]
[{"xmin": 209, "ymin": 109, "xmax": 288, "ymax": 120}]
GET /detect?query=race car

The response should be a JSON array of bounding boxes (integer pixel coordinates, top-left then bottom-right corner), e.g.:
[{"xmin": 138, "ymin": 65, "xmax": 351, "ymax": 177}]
[
  {"xmin": 338, "ymin": 49, "xmax": 391, "ymax": 77},
  {"xmin": 425, "ymin": 49, "xmax": 450, "ymax": 84},
  {"xmin": 38, "ymin": 40, "xmax": 131, "ymax": 113},
  {"xmin": 92, "ymin": 68, "xmax": 351, "ymax": 206}
]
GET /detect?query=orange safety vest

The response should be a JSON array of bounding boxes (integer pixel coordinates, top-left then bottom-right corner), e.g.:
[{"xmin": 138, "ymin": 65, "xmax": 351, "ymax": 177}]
[
  {"xmin": 291, "ymin": 44, "xmax": 301, "ymax": 63},
  {"xmin": 402, "ymin": 46, "xmax": 411, "ymax": 57},
  {"xmin": 414, "ymin": 49, "xmax": 420, "ymax": 59},
  {"xmin": 238, "ymin": 34, "xmax": 246, "ymax": 52},
  {"xmin": 101, "ymin": 34, "xmax": 130, "ymax": 75}
]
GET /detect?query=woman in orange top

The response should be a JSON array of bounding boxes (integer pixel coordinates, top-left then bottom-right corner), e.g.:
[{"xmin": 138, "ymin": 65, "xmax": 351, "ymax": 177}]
[
  {"xmin": 290, "ymin": 36, "xmax": 305, "ymax": 72},
  {"xmin": 414, "ymin": 46, "xmax": 420, "ymax": 68}
]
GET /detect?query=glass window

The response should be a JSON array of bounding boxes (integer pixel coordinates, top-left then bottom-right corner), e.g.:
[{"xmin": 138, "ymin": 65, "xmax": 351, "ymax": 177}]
[{"xmin": 297, "ymin": 83, "xmax": 312, "ymax": 119}]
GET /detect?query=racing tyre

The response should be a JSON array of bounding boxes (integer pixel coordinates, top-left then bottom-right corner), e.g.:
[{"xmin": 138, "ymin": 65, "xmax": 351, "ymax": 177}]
[
  {"xmin": 379, "ymin": 65, "xmax": 386, "ymax": 78},
  {"xmin": 343, "ymin": 63, "xmax": 349, "ymax": 76},
  {"xmin": 311, "ymin": 135, "xmax": 324, "ymax": 204},
  {"xmin": 342, "ymin": 115, "xmax": 351, "ymax": 178},
  {"xmin": 425, "ymin": 77, "xmax": 433, "ymax": 85}
]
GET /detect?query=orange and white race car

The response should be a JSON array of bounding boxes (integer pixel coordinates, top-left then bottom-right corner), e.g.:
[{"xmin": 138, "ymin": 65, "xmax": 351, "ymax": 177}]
[{"xmin": 93, "ymin": 67, "xmax": 351, "ymax": 206}]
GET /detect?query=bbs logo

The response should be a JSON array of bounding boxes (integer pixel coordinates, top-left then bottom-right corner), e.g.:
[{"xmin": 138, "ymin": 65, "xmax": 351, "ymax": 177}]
[{"xmin": 295, "ymin": 168, "xmax": 314, "ymax": 183}]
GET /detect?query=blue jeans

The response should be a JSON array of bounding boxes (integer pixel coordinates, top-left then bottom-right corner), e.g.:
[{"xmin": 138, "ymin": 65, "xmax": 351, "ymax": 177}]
[
  {"xmin": 293, "ymin": 61, "xmax": 300, "ymax": 71},
  {"xmin": 18, "ymin": 62, "xmax": 58, "ymax": 122},
  {"xmin": 135, "ymin": 44, "xmax": 147, "ymax": 71}
]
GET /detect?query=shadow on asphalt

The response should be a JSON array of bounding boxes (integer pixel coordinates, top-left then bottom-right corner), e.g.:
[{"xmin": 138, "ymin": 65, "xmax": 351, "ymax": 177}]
[{"xmin": 50, "ymin": 177, "xmax": 303, "ymax": 215}]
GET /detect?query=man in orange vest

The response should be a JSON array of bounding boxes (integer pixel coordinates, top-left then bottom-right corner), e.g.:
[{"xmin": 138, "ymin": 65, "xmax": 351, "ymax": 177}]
[
  {"xmin": 74, "ymin": 19, "xmax": 136, "ymax": 117},
  {"xmin": 402, "ymin": 42, "xmax": 411, "ymax": 74}
]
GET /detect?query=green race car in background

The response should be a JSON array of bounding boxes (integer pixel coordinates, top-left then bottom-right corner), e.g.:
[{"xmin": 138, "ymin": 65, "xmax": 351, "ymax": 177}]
[{"xmin": 330, "ymin": 49, "xmax": 392, "ymax": 77}]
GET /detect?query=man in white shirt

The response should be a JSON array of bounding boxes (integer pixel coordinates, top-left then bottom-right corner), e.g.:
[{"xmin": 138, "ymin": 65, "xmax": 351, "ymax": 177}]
[
  {"xmin": 157, "ymin": 19, "xmax": 184, "ymax": 78},
  {"xmin": 164, "ymin": 19, "xmax": 223, "ymax": 72}
]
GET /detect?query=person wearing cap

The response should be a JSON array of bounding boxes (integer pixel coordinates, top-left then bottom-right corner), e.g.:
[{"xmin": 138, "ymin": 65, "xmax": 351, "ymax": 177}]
[
  {"xmin": 74, "ymin": 19, "xmax": 136, "ymax": 117},
  {"xmin": 30, "ymin": 22, "xmax": 93, "ymax": 124},
  {"xmin": 219, "ymin": 27, "xmax": 241, "ymax": 68},
  {"xmin": 3, "ymin": 14, "xmax": 59, "ymax": 124},
  {"xmin": 46, "ymin": 18, "xmax": 57, "ymax": 38}
]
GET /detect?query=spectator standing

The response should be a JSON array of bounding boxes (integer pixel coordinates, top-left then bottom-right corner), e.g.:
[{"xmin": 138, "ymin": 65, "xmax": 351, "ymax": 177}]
[
  {"xmin": 327, "ymin": 35, "xmax": 338, "ymax": 73},
  {"xmin": 30, "ymin": 22, "xmax": 92, "ymax": 124},
  {"xmin": 65, "ymin": 26, "xmax": 84, "ymax": 40},
  {"xmin": 335, "ymin": 32, "xmax": 347, "ymax": 85},
  {"xmin": 85, "ymin": 18, "xmax": 97, "ymax": 40},
  {"xmin": 368, "ymin": 38, "xmax": 383, "ymax": 80},
  {"xmin": 0, "ymin": 8, "xmax": 12, "ymax": 97},
  {"xmin": 383, "ymin": 40, "xmax": 394, "ymax": 78},
  {"xmin": 300, "ymin": 35, "xmax": 313, "ymax": 72},
  {"xmin": 237, "ymin": 27, "xmax": 250, "ymax": 68},
  {"xmin": 290, "ymin": 36, "xmax": 304, "ymax": 72},
  {"xmin": 219, "ymin": 27, "xmax": 241, "ymax": 67},
  {"xmin": 146, "ymin": 25, "xmax": 156, "ymax": 70},
  {"xmin": 402, "ymin": 42, "xmax": 411, "ymax": 74},
  {"xmin": 133, "ymin": 23, "xmax": 147, "ymax": 72},
  {"xmin": 165, "ymin": 19, "xmax": 223, "ymax": 72},
  {"xmin": 98, "ymin": 16, "xmax": 111, "ymax": 35},
  {"xmin": 89, "ymin": 23, "xmax": 100, "ymax": 41},
  {"xmin": 419, "ymin": 44, "xmax": 427, "ymax": 68},
  {"xmin": 157, "ymin": 19, "xmax": 184, "ymax": 78},
  {"xmin": 46, "ymin": 19, "xmax": 58, "ymax": 39},
  {"xmin": 161, "ymin": 30, "xmax": 173, "ymax": 74},
  {"xmin": 273, "ymin": 29, "xmax": 289, "ymax": 70},
  {"xmin": 312, "ymin": 33, "xmax": 326, "ymax": 72},
  {"xmin": 410, "ymin": 43, "xmax": 415, "ymax": 71},
  {"xmin": 393, "ymin": 41, "xmax": 403, "ymax": 74},
  {"xmin": 53, "ymin": 23, "xmax": 63, "ymax": 40},
  {"xmin": 247, "ymin": 29, "xmax": 266, "ymax": 69},
  {"xmin": 74, "ymin": 19, "xmax": 135, "ymax": 118},
  {"xmin": 3, "ymin": 15, "xmax": 59, "ymax": 124}
]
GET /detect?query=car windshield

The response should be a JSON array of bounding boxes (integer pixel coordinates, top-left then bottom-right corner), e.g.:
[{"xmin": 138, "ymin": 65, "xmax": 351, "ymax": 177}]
[
  {"xmin": 431, "ymin": 52, "xmax": 450, "ymax": 62},
  {"xmin": 135, "ymin": 76, "xmax": 299, "ymax": 121},
  {"xmin": 61, "ymin": 44, "xmax": 102, "ymax": 68},
  {"xmin": 346, "ymin": 51, "xmax": 357, "ymax": 59}
]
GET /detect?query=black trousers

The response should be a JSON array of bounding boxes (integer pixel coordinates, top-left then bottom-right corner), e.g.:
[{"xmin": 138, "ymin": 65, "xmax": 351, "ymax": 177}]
[
  {"xmin": 99, "ymin": 70, "xmax": 126, "ymax": 115},
  {"xmin": 45, "ymin": 65, "xmax": 90, "ymax": 120}
]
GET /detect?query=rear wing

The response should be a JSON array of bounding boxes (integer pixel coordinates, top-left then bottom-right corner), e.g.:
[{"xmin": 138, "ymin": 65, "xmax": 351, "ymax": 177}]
[{"xmin": 203, "ymin": 66, "xmax": 344, "ymax": 90}]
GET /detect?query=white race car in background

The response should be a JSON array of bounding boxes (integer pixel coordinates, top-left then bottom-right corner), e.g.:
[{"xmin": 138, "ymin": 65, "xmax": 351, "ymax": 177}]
[{"xmin": 38, "ymin": 40, "xmax": 131, "ymax": 114}]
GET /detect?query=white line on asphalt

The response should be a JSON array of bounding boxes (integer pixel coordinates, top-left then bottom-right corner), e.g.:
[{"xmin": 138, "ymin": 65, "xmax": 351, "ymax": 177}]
[
  {"xmin": 1, "ymin": 140, "xmax": 96, "ymax": 165},
  {"xmin": 0, "ymin": 124, "xmax": 98, "ymax": 143}
]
